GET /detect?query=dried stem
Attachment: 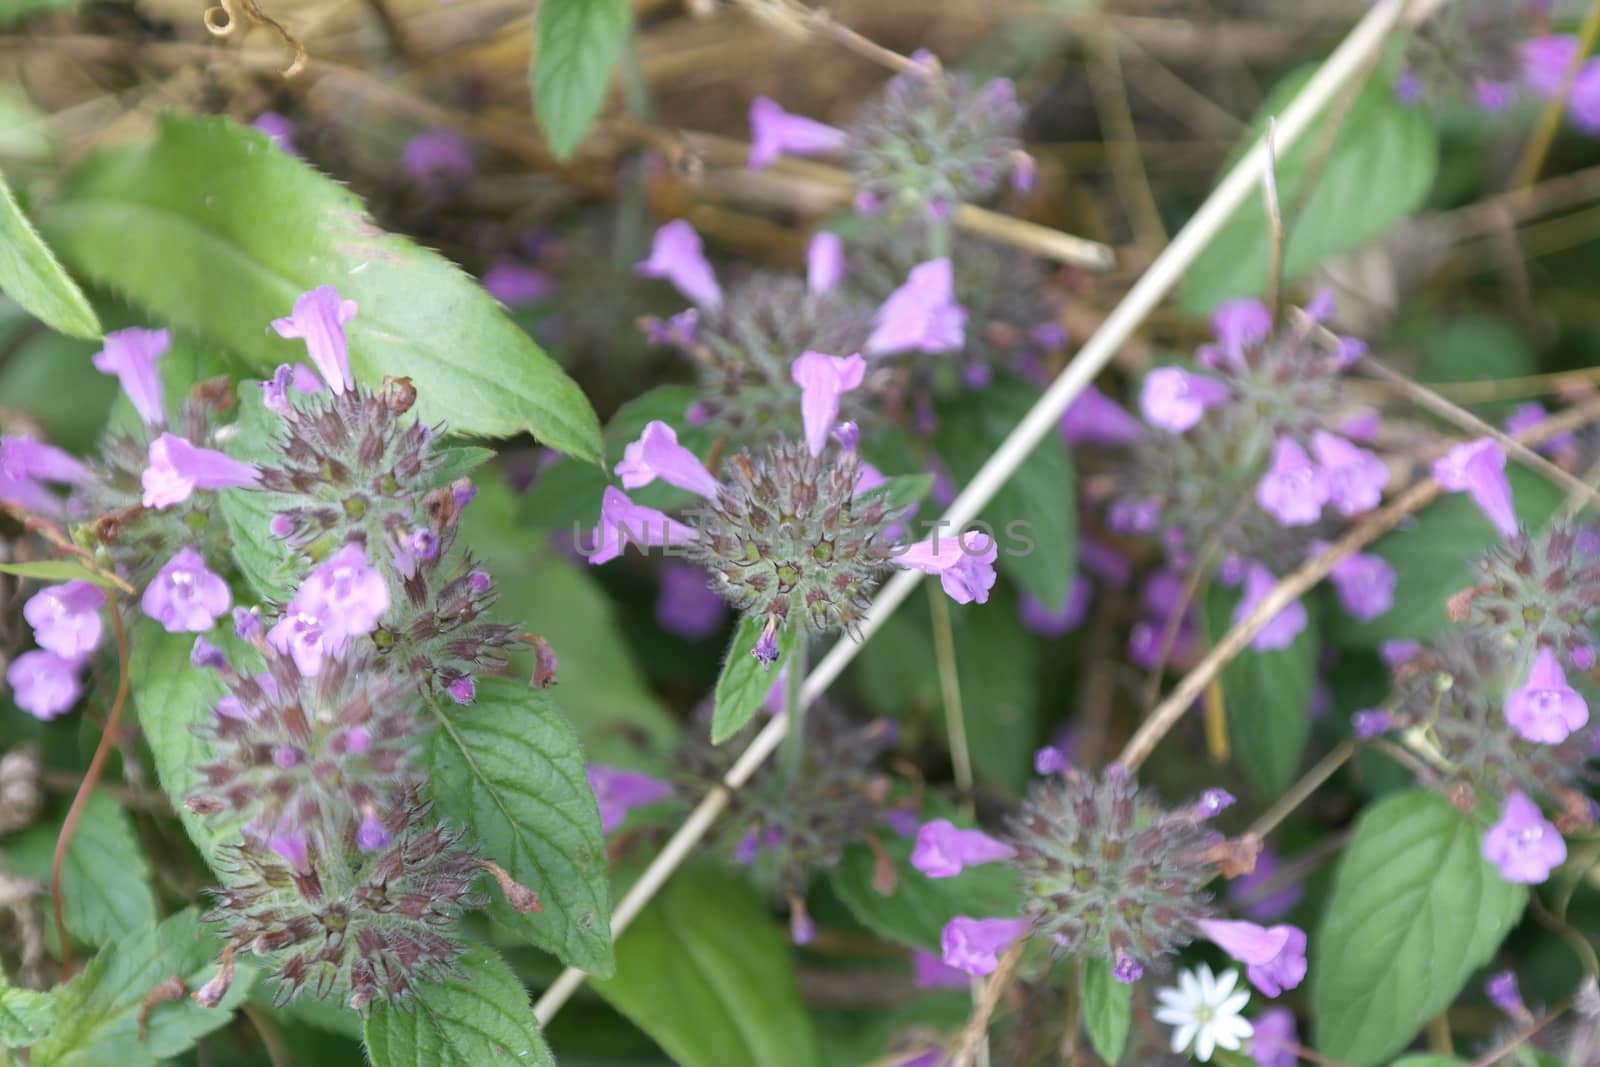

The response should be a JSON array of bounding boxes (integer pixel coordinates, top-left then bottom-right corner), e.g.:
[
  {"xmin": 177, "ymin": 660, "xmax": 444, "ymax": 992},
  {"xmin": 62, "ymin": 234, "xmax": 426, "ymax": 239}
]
[
  {"xmin": 1247, "ymin": 740, "xmax": 1355, "ymax": 839},
  {"xmin": 1511, "ymin": 0, "xmax": 1600, "ymax": 188},
  {"xmin": 946, "ymin": 942, "xmax": 1025, "ymax": 1067},
  {"xmin": 1118, "ymin": 396, "xmax": 1600, "ymax": 772},
  {"xmin": 50, "ymin": 604, "xmax": 130, "ymax": 973}
]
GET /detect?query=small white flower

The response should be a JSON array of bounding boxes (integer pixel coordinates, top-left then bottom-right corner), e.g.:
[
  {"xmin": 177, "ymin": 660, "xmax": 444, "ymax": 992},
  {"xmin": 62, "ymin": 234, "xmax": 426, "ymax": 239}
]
[{"xmin": 1154, "ymin": 964, "xmax": 1253, "ymax": 1062}]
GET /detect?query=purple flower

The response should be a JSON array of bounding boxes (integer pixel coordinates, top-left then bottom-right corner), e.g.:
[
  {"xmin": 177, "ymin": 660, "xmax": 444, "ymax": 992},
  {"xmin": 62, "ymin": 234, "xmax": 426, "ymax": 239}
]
[
  {"xmin": 1351, "ymin": 709, "xmax": 1393, "ymax": 740},
  {"xmin": 655, "ymin": 562, "xmax": 728, "ymax": 640},
  {"xmin": 747, "ymin": 96, "xmax": 847, "ymax": 169},
  {"xmin": 1311, "ymin": 431, "xmax": 1388, "ymax": 516},
  {"xmin": 482, "ymin": 258, "xmax": 552, "ymax": 307},
  {"xmin": 1475, "ymin": 78, "xmax": 1517, "ymax": 113},
  {"xmin": 587, "ymin": 765, "xmax": 674, "ymax": 833},
  {"xmin": 92, "ymin": 327, "xmax": 170, "ymax": 426},
  {"xmin": 940, "ymin": 916, "xmax": 1030, "ymax": 977},
  {"xmin": 1378, "ymin": 640, "xmax": 1419, "ymax": 667},
  {"xmin": 1139, "ymin": 367, "xmax": 1228, "ymax": 432},
  {"xmin": 791, "ymin": 351, "xmax": 867, "ymax": 457},
  {"xmin": 1034, "ymin": 746, "xmax": 1069, "ymax": 774},
  {"xmin": 1340, "ymin": 409, "xmax": 1380, "ymax": 442},
  {"xmin": 191, "ymin": 635, "xmax": 227, "ymax": 670},
  {"xmin": 251, "ymin": 111, "xmax": 298, "ymax": 155},
  {"xmin": 23, "ymin": 580, "xmax": 104, "ymax": 659},
  {"xmin": 141, "ymin": 432, "xmax": 260, "ymax": 509},
  {"xmin": 0, "ymin": 470, "xmax": 59, "ymax": 517},
  {"xmin": 6, "ymin": 650, "xmax": 82, "ymax": 720},
  {"xmin": 910, "ymin": 819, "xmax": 1017, "ymax": 878},
  {"xmin": 1198, "ymin": 298, "xmax": 1271, "ymax": 369},
  {"xmin": 271, "ymin": 286, "xmax": 359, "ymax": 395},
  {"xmin": 1394, "ymin": 71, "xmax": 1424, "ymax": 105},
  {"xmin": 1486, "ymin": 971, "xmax": 1529, "ymax": 1020},
  {"xmin": 446, "ymin": 675, "xmax": 476, "ymax": 705},
  {"xmin": 1506, "ymin": 647, "xmax": 1589, "ymax": 744},
  {"xmin": 1523, "ymin": 36, "xmax": 1580, "ymax": 98},
  {"xmin": 587, "ymin": 487, "xmax": 696, "ymax": 565},
  {"xmin": 1256, "ymin": 437, "xmax": 1329, "ymax": 527},
  {"xmin": 615, "ymin": 420, "xmax": 720, "ymax": 499},
  {"xmin": 1570, "ymin": 59, "xmax": 1600, "ymax": 135},
  {"xmin": 1249, "ymin": 1006, "xmax": 1298, "ymax": 1067},
  {"xmin": 1482, "ymin": 790, "xmax": 1566, "ymax": 884},
  {"xmin": 1326, "ymin": 550, "xmax": 1396, "ymax": 622},
  {"xmin": 1195, "ymin": 788, "xmax": 1236, "ymax": 818},
  {"xmin": 267, "ymin": 543, "xmax": 389, "ymax": 674},
  {"xmin": 402, "ymin": 128, "xmax": 474, "ymax": 186},
  {"xmin": 1112, "ymin": 956, "xmax": 1143, "ymax": 984},
  {"xmin": 1505, "ymin": 402, "xmax": 1576, "ymax": 456},
  {"xmin": 1009, "ymin": 150, "xmax": 1037, "ymax": 194},
  {"xmin": 1433, "ymin": 438, "xmax": 1517, "ymax": 538},
  {"xmin": 0, "ymin": 435, "xmax": 89, "ymax": 486},
  {"xmin": 233, "ymin": 606, "xmax": 262, "ymax": 640},
  {"xmin": 865, "ymin": 259, "xmax": 967, "ymax": 356},
  {"xmin": 1233, "ymin": 563, "xmax": 1306, "ymax": 652},
  {"xmin": 1060, "ymin": 385, "xmax": 1141, "ymax": 446},
  {"xmin": 141, "ymin": 547, "xmax": 231, "ymax": 633},
  {"xmin": 268, "ymin": 823, "xmax": 311, "ymax": 873},
  {"xmin": 355, "ymin": 810, "xmax": 391, "ymax": 852},
  {"xmin": 894, "ymin": 530, "xmax": 998, "ymax": 605},
  {"xmin": 1079, "ymin": 537, "xmax": 1131, "ymax": 589},
  {"xmin": 1018, "ymin": 580, "xmax": 1090, "ymax": 637},
  {"xmin": 636, "ymin": 221, "xmax": 721, "ymax": 309},
  {"xmin": 1227, "ymin": 845, "xmax": 1304, "ymax": 924},
  {"xmin": 806, "ymin": 232, "xmax": 846, "ymax": 295},
  {"xmin": 1197, "ymin": 919, "xmax": 1307, "ymax": 998},
  {"xmin": 912, "ymin": 949, "xmax": 970, "ymax": 990}
]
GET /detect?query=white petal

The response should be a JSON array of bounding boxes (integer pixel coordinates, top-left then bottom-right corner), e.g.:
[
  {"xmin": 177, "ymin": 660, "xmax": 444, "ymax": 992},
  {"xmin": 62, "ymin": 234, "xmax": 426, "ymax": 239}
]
[
  {"xmin": 1170, "ymin": 1022, "xmax": 1197, "ymax": 1054},
  {"xmin": 1154, "ymin": 1006, "xmax": 1193, "ymax": 1026},
  {"xmin": 1179, "ymin": 969, "xmax": 1203, "ymax": 1001},
  {"xmin": 1156, "ymin": 987, "xmax": 1194, "ymax": 1011},
  {"xmin": 1211, "ymin": 968, "xmax": 1239, "ymax": 1000},
  {"xmin": 1195, "ymin": 964, "xmax": 1217, "ymax": 1000},
  {"xmin": 1218, "ymin": 1016, "xmax": 1254, "ymax": 1043},
  {"xmin": 1214, "ymin": 1024, "xmax": 1247, "ymax": 1052},
  {"xmin": 1196, "ymin": 1026, "xmax": 1217, "ymax": 1062},
  {"xmin": 1221, "ymin": 991, "xmax": 1251, "ymax": 1016}
]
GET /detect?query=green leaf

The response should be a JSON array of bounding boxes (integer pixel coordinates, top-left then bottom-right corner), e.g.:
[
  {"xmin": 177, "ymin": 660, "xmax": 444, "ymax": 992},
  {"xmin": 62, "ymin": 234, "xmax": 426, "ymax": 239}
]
[
  {"xmin": 364, "ymin": 945, "xmax": 553, "ymax": 1067},
  {"xmin": 1411, "ymin": 315, "xmax": 1536, "ymax": 423},
  {"xmin": 1080, "ymin": 957, "xmax": 1131, "ymax": 1066},
  {"xmin": 1180, "ymin": 66, "xmax": 1438, "ymax": 313},
  {"xmin": 831, "ymin": 801, "xmax": 1021, "ymax": 951},
  {"xmin": 593, "ymin": 865, "xmax": 821, "ymax": 1067},
  {"xmin": 532, "ymin": 0, "xmax": 631, "ymax": 160},
  {"xmin": 426, "ymin": 679, "xmax": 614, "ymax": 977},
  {"xmin": 129, "ymin": 621, "xmax": 240, "ymax": 865},
  {"xmin": 41, "ymin": 114, "xmax": 601, "ymax": 458},
  {"xmin": 1203, "ymin": 586, "xmax": 1319, "ymax": 795},
  {"xmin": 427, "ymin": 445, "xmax": 497, "ymax": 488},
  {"xmin": 936, "ymin": 375, "xmax": 1077, "ymax": 612},
  {"xmin": 0, "ymin": 560, "xmax": 115, "ymax": 587},
  {"xmin": 7, "ymin": 791, "xmax": 157, "ymax": 948},
  {"xmin": 1331, "ymin": 467, "xmax": 1566, "ymax": 649},
  {"xmin": 712, "ymin": 616, "xmax": 797, "ymax": 744},
  {"xmin": 1311, "ymin": 789, "xmax": 1525, "ymax": 1066},
  {"xmin": 0, "ymin": 167, "xmax": 99, "ymax": 339},
  {"xmin": 0, "ymin": 971, "xmax": 53, "ymax": 1049},
  {"xmin": 856, "ymin": 473, "xmax": 935, "ymax": 513},
  {"xmin": 29, "ymin": 910, "xmax": 254, "ymax": 1067},
  {"xmin": 1387, "ymin": 1058, "xmax": 1468, "ymax": 1067}
]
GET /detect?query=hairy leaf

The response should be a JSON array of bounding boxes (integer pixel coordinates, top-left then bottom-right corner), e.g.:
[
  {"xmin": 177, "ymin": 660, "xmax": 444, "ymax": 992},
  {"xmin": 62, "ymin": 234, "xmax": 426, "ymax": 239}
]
[
  {"xmin": 1081, "ymin": 957, "xmax": 1132, "ymax": 1065},
  {"xmin": 1312, "ymin": 790, "xmax": 1525, "ymax": 1065},
  {"xmin": 593, "ymin": 865, "xmax": 821, "ymax": 1067},
  {"xmin": 426, "ymin": 680, "xmax": 614, "ymax": 976},
  {"xmin": 532, "ymin": 0, "xmax": 631, "ymax": 160},
  {"xmin": 0, "ymin": 971, "xmax": 53, "ymax": 1048},
  {"xmin": 8, "ymin": 791, "xmax": 156, "ymax": 948},
  {"xmin": 41, "ymin": 114, "xmax": 601, "ymax": 457},
  {"xmin": 364, "ymin": 945, "xmax": 553, "ymax": 1067},
  {"xmin": 0, "ymin": 167, "xmax": 99, "ymax": 338},
  {"xmin": 712, "ymin": 615, "xmax": 797, "ymax": 743}
]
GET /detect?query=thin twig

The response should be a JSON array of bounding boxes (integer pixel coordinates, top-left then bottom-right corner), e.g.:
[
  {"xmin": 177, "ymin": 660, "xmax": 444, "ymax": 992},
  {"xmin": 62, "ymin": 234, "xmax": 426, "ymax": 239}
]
[
  {"xmin": 1086, "ymin": 35, "xmax": 1167, "ymax": 249},
  {"xmin": 1467, "ymin": 1002, "xmax": 1569, "ymax": 1067},
  {"xmin": 1118, "ymin": 396, "xmax": 1600, "ymax": 772},
  {"xmin": 533, "ymin": 0, "xmax": 1416, "ymax": 1022},
  {"xmin": 50, "ymin": 605, "xmax": 130, "ymax": 973},
  {"xmin": 946, "ymin": 942, "xmax": 1025, "ymax": 1067},
  {"xmin": 1511, "ymin": 0, "xmax": 1600, "ymax": 188},
  {"xmin": 1247, "ymin": 740, "xmax": 1355, "ymax": 839},
  {"xmin": 1357, "ymin": 353, "xmax": 1600, "ymax": 510},
  {"xmin": 1263, "ymin": 119, "xmax": 1285, "ymax": 319},
  {"xmin": 240, "ymin": 1003, "xmax": 293, "ymax": 1067}
]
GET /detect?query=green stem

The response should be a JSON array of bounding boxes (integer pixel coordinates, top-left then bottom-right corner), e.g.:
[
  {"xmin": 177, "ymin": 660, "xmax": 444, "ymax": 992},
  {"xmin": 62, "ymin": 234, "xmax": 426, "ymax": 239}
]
[{"xmin": 781, "ymin": 637, "xmax": 809, "ymax": 783}]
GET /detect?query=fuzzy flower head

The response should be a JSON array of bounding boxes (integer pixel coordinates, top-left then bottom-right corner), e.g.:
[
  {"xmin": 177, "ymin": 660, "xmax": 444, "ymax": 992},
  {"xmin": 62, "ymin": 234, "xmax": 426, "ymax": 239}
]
[
  {"xmin": 189, "ymin": 644, "xmax": 421, "ymax": 843},
  {"xmin": 676, "ymin": 703, "xmax": 898, "ymax": 929},
  {"xmin": 845, "ymin": 58, "xmax": 1024, "ymax": 216},
  {"xmin": 1004, "ymin": 767, "xmax": 1233, "ymax": 979},
  {"xmin": 1460, "ymin": 524, "xmax": 1600, "ymax": 667},
  {"xmin": 1398, "ymin": 0, "xmax": 1551, "ymax": 111}
]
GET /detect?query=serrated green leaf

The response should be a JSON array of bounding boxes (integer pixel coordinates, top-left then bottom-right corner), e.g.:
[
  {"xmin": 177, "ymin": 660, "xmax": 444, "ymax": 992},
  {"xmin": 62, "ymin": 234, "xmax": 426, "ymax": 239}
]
[
  {"xmin": 364, "ymin": 945, "xmax": 552, "ymax": 1067},
  {"xmin": 129, "ymin": 621, "xmax": 241, "ymax": 864},
  {"xmin": 593, "ymin": 865, "xmax": 821, "ymax": 1067},
  {"xmin": 532, "ymin": 0, "xmax": 631, "ymax": 160},
  {"xmin": 830, "ymin": 800, "xmax": 1020, "ymax": 951},
  {"xmin": 7, "ymin": 791, "xmax": 156, "ymax": 948},
  {"xmin": 712, "ymin": 616, "xmax": 796, "ymax": 743},
  {"xmin": 0, "ymin": 971, "xmax": 53, "ymax": 1049},
  {"xmin": 1180, "ymin": 66, "xmax": 1438, "ymax": 313},
  {"xmin": 1331, "ymin": 467, "xmax": 1566, "ymax": 649},
  {"xmin": 41, "ymin": 114, "xmax": 600, "ymax": 457},
  {"xmin": 0, "ymin": 168, "xmax": 99, "ymax": 339},
  {"xmin": 1311, "ymin": 790, "xmax": 1525, "ymax": 1066},
  {"xmin": 426, "ymin": 679, "xmax": 614, "ymax": 976},
  {"xmin": 0, "ymin": 560, "xmax": 114, "ymax": 587},
  {"xmin": 1081, "ymin": 957, "xmax": 1131, "ymax": 1065},
  {"xmin": 1203, "ymin": 586, "xmax": 1318, "ymax": 795},
  {"xmin": 936, "ymin": 375, "xmax": 1077, "ymax": 612},
  {"xmin": 29, "ymin": 910, "xmax": 254, "ymax": 1067},
  {"xmin": 856, "ymin": 472, "xmax": 935, "ymax": 513},
  {"xmin": 427, "ymin": 445, "xmax": 497, "ymax": 488}
]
